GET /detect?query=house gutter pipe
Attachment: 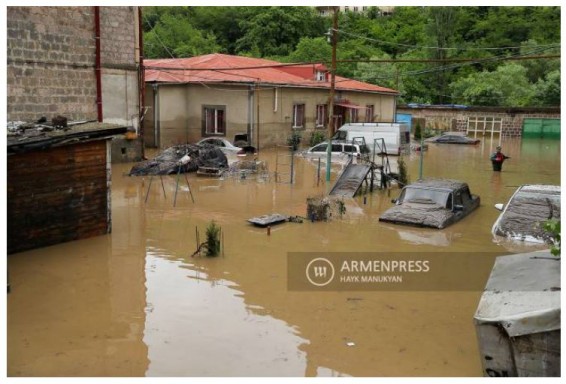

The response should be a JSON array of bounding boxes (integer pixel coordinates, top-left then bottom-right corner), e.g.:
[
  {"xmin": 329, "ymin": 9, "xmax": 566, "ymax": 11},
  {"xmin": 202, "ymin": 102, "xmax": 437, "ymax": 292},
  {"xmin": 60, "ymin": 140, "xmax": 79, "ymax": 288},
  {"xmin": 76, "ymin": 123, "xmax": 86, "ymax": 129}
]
[
  {"xmin": 94, "ymin": 6, "xmax": 103, "ymax": 122},
  {"xmin": 326, "ymin": 7, "xmax": 338, "ymax": 182},
  {"xmin": 138, "ymin": 6, "xmax": 145, "ymax": 157}
]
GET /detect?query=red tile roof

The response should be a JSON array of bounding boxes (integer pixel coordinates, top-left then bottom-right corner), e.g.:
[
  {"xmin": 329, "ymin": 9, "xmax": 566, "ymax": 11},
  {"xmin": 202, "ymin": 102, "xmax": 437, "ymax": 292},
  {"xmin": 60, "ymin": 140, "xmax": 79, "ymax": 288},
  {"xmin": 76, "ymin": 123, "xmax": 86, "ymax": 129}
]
[{"xmin": 144, "ymin": 53, "xmax": 398, "ymax": 95}]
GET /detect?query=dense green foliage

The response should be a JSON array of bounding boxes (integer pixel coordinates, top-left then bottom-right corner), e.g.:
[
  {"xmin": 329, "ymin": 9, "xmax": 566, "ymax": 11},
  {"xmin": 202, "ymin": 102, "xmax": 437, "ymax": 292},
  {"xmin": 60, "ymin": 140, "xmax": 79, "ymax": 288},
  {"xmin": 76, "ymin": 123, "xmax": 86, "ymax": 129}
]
[{"xmin": 143, "ymin": 6, "xmax": 560, "ymax": 107}]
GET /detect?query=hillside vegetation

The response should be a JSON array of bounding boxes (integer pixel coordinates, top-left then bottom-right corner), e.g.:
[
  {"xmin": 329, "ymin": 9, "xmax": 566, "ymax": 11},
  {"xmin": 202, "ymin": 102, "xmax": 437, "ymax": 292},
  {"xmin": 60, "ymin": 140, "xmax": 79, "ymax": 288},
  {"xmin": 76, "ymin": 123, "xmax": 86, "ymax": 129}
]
[{"xmin": 143, "ymin": 6, "xmax": 560, "ymax": 107}]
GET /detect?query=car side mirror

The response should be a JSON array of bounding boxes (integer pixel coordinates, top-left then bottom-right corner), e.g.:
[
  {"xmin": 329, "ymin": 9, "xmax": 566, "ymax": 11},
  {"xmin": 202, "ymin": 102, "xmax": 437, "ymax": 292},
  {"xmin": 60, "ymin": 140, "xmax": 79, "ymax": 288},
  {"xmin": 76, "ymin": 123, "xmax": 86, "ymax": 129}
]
[
  {"xmin": 494, "ymin": 203, "xmax": 505, "ymax": 211},
  {"xmin": 454, "ymin": 204, "xmax": 464, "ymax": 211}
]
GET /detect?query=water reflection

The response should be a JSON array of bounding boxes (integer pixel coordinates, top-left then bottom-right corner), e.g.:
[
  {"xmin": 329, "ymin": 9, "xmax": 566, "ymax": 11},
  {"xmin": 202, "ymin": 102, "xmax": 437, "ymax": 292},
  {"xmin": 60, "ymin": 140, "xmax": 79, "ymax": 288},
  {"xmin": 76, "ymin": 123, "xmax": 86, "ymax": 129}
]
[{"xmin": 143, "ymin": 251, "xmax": 309, "ymax": 377}]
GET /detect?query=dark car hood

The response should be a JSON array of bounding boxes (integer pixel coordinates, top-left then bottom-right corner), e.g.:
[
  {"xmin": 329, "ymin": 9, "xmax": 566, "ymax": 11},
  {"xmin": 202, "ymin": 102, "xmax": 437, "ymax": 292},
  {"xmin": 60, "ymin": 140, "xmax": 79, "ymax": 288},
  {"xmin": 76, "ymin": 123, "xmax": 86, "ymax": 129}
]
[{"xmin": 379, "ymin": 202, "xmax": 454, "ymax": 229}]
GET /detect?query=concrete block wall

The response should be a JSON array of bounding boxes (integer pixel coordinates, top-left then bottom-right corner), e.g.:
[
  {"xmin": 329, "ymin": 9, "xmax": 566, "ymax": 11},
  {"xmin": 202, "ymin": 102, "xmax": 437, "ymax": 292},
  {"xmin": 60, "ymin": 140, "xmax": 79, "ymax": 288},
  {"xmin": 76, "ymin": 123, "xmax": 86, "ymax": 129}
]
[
  {"xmin": 7, "ymin": 7, "xmax": 98, "ymax": 121},
  {"xmin": 99, "ymin": 7, "xmax": 137, "ymax": 67},
  {"xmin": 7, "ymin": 6, "xmax": 140, "ymax": 124}
]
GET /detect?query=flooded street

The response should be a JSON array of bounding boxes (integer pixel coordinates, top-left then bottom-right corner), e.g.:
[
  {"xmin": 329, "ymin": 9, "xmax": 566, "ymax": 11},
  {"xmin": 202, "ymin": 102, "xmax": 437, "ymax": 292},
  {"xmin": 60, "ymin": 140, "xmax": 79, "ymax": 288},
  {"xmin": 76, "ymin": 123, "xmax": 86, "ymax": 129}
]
[{"xmin": 7, "ymin": 137, "xmax": 560, "ymax": 377}]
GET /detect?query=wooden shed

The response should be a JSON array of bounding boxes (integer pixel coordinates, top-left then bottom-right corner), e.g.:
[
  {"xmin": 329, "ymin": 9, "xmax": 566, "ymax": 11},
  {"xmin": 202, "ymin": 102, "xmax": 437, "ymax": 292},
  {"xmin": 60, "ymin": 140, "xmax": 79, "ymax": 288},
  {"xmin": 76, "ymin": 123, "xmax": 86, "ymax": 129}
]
[{"xmin": 7, "ymin": 122, "xmax": 127, "ymax": 254}]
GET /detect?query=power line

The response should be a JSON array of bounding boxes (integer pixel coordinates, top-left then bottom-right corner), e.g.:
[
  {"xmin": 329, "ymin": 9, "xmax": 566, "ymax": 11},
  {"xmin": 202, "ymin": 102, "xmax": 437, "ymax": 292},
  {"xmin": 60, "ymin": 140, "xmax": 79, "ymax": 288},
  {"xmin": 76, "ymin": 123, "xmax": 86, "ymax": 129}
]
[
  {"xmin": 333, "ymin": 28, "xmax": 561, "ymax": 52},
  {"xmin": 142, "ymin": 14, "xmax": 176, "ymax": 59},
  {"xmin": 143, "ymin": 53, "xmax": 560, "ymax": 73},
  {"xmin": 354, "ymin": 47, "xmax": 559, "ymax": 82}
]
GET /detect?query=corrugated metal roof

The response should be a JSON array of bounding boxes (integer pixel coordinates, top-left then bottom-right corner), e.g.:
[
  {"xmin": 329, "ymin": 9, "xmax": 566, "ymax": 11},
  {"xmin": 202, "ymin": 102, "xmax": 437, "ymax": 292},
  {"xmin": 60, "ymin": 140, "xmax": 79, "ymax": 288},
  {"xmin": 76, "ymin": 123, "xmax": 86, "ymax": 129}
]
[
  {"xmin": 7, "ymin": 121, "xmax": 127, "ymax": 154},
  {"xmin": 474, "ymin": 250, "xmax": 560, "ymax": 337},
  {"xmin": 144, "ymin": 53, "xmax": 398, "ymax": 95}
]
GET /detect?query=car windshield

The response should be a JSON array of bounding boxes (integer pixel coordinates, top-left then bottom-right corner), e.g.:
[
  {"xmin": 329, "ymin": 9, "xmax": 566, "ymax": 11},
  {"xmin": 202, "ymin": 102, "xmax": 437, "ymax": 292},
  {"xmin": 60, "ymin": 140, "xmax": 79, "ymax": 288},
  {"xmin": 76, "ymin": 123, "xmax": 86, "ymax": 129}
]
[{"xmin": 400, "ymin": 187, "xmax": 451, "ymax": 207}]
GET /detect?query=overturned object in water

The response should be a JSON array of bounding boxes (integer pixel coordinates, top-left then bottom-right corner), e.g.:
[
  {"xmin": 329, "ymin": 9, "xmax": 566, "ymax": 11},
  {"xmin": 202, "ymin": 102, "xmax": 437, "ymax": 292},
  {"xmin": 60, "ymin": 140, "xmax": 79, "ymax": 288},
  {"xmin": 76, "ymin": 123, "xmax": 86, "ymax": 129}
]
[
  {"xmin": 248, "ymin": 213, "xmax": 289, "ymax": 227},
  {"xmin": 129, "ymin": 144, "xmax": 228, "ymax": 176}
]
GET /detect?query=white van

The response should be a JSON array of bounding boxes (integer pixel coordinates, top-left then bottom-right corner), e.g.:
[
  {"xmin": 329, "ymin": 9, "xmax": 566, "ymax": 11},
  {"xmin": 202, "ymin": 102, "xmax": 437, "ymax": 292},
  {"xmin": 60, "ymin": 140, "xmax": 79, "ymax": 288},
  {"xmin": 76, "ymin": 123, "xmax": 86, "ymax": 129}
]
[{"xmin": 332, "ymin": 123, "xmax": 410, "ymax": 155}]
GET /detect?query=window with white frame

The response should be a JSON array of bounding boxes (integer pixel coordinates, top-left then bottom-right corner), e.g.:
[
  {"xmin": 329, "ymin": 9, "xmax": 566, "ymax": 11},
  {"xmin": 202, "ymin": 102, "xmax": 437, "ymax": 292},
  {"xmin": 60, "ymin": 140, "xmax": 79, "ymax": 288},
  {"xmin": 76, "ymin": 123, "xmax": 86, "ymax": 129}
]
[
  {"xmin": 315, "ymin": 71, "xmax": 326, "ymax": 81},
  {"xmin": 293, "ymin": 104, "xmax": 305, "ymax": 129},
  {"xmin": 316, "ymin": 104, "xmax": 328, "ymax": 128},
  {"xmin": 365, "ymin": 105, "xmax": 374, "ymax": 122},
  {"xmin": 203, "ymin": 105, "xmax": 226, "ymax": 136}
]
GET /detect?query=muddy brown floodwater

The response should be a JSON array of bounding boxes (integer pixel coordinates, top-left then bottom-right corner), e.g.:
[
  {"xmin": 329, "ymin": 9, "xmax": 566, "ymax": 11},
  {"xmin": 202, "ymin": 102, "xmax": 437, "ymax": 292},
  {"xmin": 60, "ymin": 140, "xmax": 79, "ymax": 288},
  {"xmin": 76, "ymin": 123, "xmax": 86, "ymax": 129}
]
[{"xmin": 7, "ymin": 137, "xmax": 560, "ymax": 377}]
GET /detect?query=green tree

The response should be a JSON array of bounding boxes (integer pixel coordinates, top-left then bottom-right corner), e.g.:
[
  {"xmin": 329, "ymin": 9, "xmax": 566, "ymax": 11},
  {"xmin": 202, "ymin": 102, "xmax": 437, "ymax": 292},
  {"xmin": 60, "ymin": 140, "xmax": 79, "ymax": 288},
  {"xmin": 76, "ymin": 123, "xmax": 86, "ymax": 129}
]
[
  {"xmin": 519, "ymin": 40, "xmax": 561, "ymax": 83},
  {"xmin": 450, "ymin": 63, "xmax": 535, "ymax": 106},
  {"xmin": 533, "ymin": 70, "xmax": 560, "ymax": 106},
  {"xmin": 144, "ymin": 13, "xmax": 220, "ymax": 58},
  {"xmin": 287, "ymin": 37, "xmax": 332, "ymax": 64},
  {"xmin": 427, "ymin": 7, "xmax": 457, "ymax": 104},
  {"xmin": 190, "ymin": 7, "xmax": 258, "ymax": 55},
  {"xmin": 235, "ymin": 7, "xmax": 325, "ymax": 58}
]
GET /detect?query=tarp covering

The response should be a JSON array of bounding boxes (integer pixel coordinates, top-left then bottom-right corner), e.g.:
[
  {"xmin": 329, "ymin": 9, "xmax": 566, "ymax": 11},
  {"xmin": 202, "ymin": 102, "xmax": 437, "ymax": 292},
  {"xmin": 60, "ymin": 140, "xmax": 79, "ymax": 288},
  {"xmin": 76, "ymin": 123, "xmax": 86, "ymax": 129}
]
[
  {"xmin": 129, "ymin": 144, "xmax": 228, "ymax": 176},
  {"xmin": 474, "ymin": 251, "xmax": 560, "ymax": 337},
  {"xmin": 492, "ymin": 185, "xmax": 561, "ymax": 243}
]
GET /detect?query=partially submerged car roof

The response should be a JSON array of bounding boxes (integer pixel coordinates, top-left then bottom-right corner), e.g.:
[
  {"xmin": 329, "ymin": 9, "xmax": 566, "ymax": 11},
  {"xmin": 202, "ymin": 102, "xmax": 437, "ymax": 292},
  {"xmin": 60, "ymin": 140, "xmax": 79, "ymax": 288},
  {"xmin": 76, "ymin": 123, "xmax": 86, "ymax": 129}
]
[
  {"xmin": 379, "ymin": 178, "xmax": 479, "ymax": 229},
  {"xmin": 406, "ymin": 178, "xmax": 469, "ymax": 191},
  {"xmin": 492, "ymin": 184, "xmax": 561, "ymax": 243}
]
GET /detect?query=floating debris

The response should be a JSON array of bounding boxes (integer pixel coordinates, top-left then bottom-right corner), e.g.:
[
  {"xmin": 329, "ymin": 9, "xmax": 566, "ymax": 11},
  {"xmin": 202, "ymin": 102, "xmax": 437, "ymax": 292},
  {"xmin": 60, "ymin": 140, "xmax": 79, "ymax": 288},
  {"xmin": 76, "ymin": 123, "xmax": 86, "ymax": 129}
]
[
  {"xmin": 307, "ymin": 196, "xmax": 347, "ymax": 222},
  {"xmin": 197, "ymin": 166, "xmax": 223, "ymax": 177},
  {"xmin": 248, "ymin": 213, "xmax": 289, "ymax": 227}
]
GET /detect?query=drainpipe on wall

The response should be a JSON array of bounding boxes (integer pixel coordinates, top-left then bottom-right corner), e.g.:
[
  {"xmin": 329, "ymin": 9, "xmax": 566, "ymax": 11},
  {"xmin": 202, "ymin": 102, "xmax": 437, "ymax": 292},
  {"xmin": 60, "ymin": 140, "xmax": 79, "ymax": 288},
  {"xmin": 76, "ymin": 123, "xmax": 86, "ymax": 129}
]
[
  {"xmin": 94, "ymin": 6, "xmax": 103, "ymax": 122},
  {"xmin": 248, "ymin": 84, "xmax": 254, "ymax": 146},
  {"xmin": 137, "ymin": 6, "xmax": 146, "ymax": 158},
  {"xmin": 153, "ymin": 84, "xmax": 159, "ymax": 148},
  {"xmin": 393, "ymin": 95, "xmax": 397, "ymax": 122}
]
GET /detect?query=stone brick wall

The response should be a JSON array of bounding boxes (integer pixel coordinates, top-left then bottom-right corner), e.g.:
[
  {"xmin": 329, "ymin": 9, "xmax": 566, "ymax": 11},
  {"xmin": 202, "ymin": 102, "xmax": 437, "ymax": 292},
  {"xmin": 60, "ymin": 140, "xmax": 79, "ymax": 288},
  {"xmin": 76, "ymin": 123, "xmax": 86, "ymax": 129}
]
[
  {"xmin": 100, "ymin": 7, "xmax": 137, "ymax": 67},
  {"xmin": 397, "ymin": 106, "xmax": 560, "ymax": 137},
  {"xmin": 7, "ymin": 7, "xmax": 97, "ymax": 121},
  {"xmin": 7, "ymin": 6, "xmax": 139, "ymax": 123}
]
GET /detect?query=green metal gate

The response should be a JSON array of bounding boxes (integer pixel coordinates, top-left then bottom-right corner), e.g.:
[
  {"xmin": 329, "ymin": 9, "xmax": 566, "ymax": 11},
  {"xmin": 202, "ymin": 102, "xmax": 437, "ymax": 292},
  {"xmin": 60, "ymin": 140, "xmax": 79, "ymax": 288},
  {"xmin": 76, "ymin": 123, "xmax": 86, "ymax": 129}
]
[{"xmin": 522, "ymin": 118, "xmax": 561, "ymax": 139}]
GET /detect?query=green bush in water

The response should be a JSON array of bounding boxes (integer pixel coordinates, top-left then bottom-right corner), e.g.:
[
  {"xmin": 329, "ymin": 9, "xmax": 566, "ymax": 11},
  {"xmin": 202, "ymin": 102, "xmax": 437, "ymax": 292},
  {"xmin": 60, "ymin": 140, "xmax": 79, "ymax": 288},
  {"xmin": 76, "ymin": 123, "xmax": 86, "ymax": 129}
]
[
  {"xmin": 206, "ymin": 221, "xmax": 221, "ymax": 257},
  {"xmin": 287, "ymin": 132, "xmax": 302, "ymax": 151},
  {"xmin": 398, "ymin": 156, "xmax": 409, "ymax": 186},
  {"xmin": 543, "ymin": 219, "xmax": 561, "ymax": 256},
  {"xmin": 310, "ymin": 131, "xmax": 327, "ymax": 147}
]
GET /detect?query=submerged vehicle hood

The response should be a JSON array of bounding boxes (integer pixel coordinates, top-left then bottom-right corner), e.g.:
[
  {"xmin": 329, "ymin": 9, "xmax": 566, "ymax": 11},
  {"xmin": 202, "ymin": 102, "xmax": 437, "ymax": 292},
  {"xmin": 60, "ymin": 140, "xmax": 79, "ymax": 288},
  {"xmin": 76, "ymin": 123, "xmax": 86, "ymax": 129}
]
[{"xmin": 379, "ymin": 202, "xmax": 454, "ymax": 229}]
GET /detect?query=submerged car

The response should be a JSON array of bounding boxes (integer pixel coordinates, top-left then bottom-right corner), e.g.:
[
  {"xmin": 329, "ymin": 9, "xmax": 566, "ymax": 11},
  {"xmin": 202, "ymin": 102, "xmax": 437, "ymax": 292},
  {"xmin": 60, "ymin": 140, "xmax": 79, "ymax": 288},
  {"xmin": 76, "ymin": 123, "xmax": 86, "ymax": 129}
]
[
  {"xmin": 303, "ymin": 141, "xmax": 370, "ymax": 159},
  {"xmin": 428, "ymin": 135, "xmax": 480, "ymax": 145},
  {"xmin": 492, "ymin": 184, "xmax": 560, "ymax": 243},
  {"xmin": 196, "ymin": 137, "xmax": 256, "ymax": 155},
  {"xmin": 379, "ymin": 179, "xmax": 480, "ymax": 229}
]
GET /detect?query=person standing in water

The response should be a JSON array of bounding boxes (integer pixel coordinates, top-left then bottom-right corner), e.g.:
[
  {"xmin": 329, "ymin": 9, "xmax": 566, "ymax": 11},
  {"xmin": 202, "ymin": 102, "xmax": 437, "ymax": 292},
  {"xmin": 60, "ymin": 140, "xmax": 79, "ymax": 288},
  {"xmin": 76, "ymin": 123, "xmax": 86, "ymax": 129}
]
[{"xmin": 490, "ymin": 146, "xmax": 509, "ymax": 171}]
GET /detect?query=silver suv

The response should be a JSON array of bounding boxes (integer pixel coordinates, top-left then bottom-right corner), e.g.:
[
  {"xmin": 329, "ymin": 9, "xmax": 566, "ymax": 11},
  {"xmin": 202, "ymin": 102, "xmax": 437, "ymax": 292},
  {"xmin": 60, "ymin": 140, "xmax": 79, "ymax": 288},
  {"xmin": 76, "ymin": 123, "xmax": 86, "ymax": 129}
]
[{"xmin": 304, "ymin": 141, "xmax": 370, "ymax": 159}]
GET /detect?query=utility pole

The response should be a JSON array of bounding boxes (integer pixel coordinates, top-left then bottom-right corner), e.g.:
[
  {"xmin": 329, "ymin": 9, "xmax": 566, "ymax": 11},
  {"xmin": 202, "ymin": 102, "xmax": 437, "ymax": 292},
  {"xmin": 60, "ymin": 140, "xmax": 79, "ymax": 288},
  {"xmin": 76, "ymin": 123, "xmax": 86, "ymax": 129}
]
[{"xmin": 326, "ymin": 6, "xmax": 338, "ymax": 182}]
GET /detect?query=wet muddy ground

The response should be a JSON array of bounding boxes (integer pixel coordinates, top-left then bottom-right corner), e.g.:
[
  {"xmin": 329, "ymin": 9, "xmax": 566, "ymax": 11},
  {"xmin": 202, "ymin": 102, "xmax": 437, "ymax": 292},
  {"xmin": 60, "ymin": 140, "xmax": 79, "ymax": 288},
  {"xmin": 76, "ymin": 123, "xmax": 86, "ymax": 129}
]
[{"xmin": 7, "ymin": 137, "xmax": 560, "ymax": 376}]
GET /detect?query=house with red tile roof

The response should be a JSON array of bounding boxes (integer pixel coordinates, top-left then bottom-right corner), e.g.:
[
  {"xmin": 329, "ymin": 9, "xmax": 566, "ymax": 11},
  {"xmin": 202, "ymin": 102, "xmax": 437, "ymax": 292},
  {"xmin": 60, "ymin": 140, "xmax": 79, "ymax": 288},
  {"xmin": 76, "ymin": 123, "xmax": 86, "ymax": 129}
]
[{"xmin": 144, "ymin": 53, "xmax": 399, "ymax": 149}]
